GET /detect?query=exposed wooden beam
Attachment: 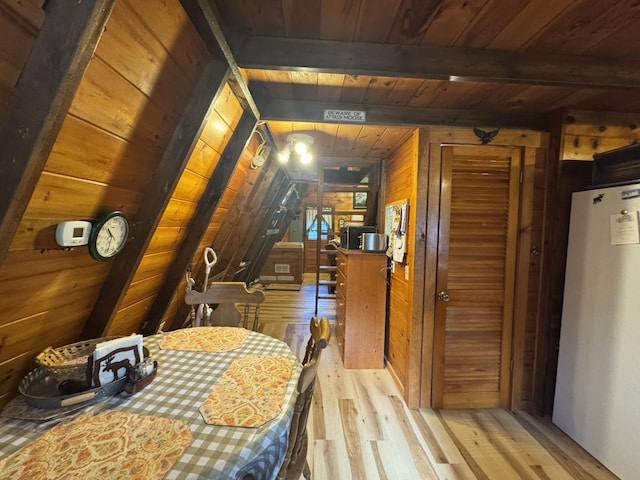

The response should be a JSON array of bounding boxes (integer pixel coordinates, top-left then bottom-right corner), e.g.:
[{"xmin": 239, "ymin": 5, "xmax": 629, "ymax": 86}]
[
  {"xmin": 0, "ymin": 0, "xmax": 115, "ymax": 265},
  {"xmin": 81, "ymin": 61, "xmax": 230, "ymax": 339},
  {"xmin": 142, "ymin": 110, "xmax": 257, "ymax": 335},
  {"xmin": 230, "ymin": 34, "xmax": 640, "ymax": 90},
  {"xmin": 181, "ymin": 0, "xmax": 261, "ymax": 120},
  {"xmin": 258, "ymin": 97, "xmax": 545, "ymax": 130}
]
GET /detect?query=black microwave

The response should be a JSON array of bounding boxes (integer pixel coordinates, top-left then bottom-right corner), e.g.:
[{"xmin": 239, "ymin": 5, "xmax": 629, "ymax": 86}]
[{"xmin": 340, "ymin": 226, "xmax": 376, "ymax": 250}]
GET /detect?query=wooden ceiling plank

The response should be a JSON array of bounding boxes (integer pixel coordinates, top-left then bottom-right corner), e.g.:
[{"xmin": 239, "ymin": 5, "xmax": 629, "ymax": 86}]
[
  {"xmin": 333, "ymin": 124, "xmax": 365, "ymax": 157},
  {"xmin": 0, "ymin": 0, "xmax": 116, "ymax": 265},
  {"xmin": 386, "ymin": 77, "xmax": 431, "ymax": 106},
  {"xmin": 361, "ymin": 76, "xmax": 399, "ymax": 105},
  {"xmin": 290, "ymin": 70, "xmax": 319, "ymax": 100},
  {"xmin": 282, "ymin": 0, "xmax": 321, "ymax": 38},
  {"xmin": 141, "ymin": 110, "xmax": 257, "ymax": 336},
  {"xmin": 340, "ymin": 74, "xmax": 374, "ymax": 103},
  {"xmin": 586, "ymin": 8, "xmax": 640, "ymax": 57},
  {"xmin": 419, "ymin": 80, "xmax": 476, "ymax": 109},
  {"xmin": 320, "ymin": 0, "xmax": 363, "ymax": 41},
  {"xmin": 454, "ymin": 0, "xmax": 520, "ymax": 48},
  {"xmin": 488, "ymin": 0, "xmax": 578, "ymax": 50},
  {"xmin": 81, "ymin": 60, "xmax": 230, "ymax": 339},
  {"xmin": 355, "ymin": 0, "xmax": 402, "ymax": 42},
  {"xmin": 406, "ymin": 79, "xmax": 445, "ymax": 108},
  {"xmin": 529, "ymin": 0, "xmax": 640, "ymax": 55},
  {"xmin": 231, "ymin": 34, "xmax": 640, "ymax": 90},
  {"xmin": 317, "ymin": 72, "xmax": 346, "ymax": 102},
  {"xmin": 259, "ymin": 98, "xmax": 545, "ymax": 129},
  {"xmin": 420, "ymin": 0, "xmax": 490, "ymax": 47},
  {"xmin": 351, "ymin": 125, "xmax": 388, "ymax": 157},
  {"xmin": 263, "ymin": 69, "xmax": 297, "ymax": 98}
]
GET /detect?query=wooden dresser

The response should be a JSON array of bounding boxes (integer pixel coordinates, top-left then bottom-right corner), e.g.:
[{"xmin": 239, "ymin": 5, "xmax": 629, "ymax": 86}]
[{"xmin": 335, "ymin": 249, "xmax": 387, "ymax": 369}]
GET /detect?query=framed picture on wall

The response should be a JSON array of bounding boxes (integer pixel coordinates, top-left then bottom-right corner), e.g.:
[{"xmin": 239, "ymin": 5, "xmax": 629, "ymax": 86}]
[{"xmin": 353, "ymin": 191, "xmax": 367, "ymax": 209}]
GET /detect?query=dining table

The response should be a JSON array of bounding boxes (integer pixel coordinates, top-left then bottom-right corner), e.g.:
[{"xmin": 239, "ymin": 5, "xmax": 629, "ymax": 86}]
[{"xmin": 0, "ymin": 327, "xmax": 302, "ymax": 480}]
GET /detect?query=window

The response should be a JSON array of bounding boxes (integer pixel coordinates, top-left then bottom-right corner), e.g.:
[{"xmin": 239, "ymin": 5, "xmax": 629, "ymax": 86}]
[{"xmin": 305, "ymin": 206, "xmax": 333, "ymax": 240}]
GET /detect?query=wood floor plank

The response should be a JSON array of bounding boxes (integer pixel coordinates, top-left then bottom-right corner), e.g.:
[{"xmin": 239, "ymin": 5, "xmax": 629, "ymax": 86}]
[
  {"xmin": 388, "ymin": 395, "xmax": 440, "ymax": 478},
  {"xmin": 256, "ymin": 274, "xmax": 617, "ymax": 480}
]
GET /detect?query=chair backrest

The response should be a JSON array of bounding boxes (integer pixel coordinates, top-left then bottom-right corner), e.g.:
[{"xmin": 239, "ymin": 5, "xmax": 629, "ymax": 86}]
[
  {"xmin": 277, "ymin": 316, "xmax": 330, "ymax": 480},
  {"xmin": 302, "ymin": 316, "xmax": 330, "ymax": 365},
  {"xmin": 184, "ymin": 282, "xmax": 266, "ymax": 330}
]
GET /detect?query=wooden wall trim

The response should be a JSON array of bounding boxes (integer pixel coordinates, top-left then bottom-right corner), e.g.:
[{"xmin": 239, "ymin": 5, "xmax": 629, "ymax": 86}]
[
  {"xmin": 142, "ymin": 110, "xmax": 257, "ymax": 335},
  {"xmin": 510, "ymin": 146, "xmax": 537, "ymax": 410},
  {"xmin": 420, "ymin": 139, "xmax": 442, "ymax": 407},
  {"xmin": 0, "ymin": 0, "xmax": 115, "ymax": 264},
  {"xmin": 409, "ymin": 129, "xmax": 429, "ymax": 409},
  {"xmin": 81, "ymin": 61, "xmax": 230, "ymax": 339}
]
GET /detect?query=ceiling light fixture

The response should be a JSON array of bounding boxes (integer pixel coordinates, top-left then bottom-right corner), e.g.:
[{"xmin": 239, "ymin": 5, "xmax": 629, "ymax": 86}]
[
  {"xmin": 250, "ymin": 130, "xmax": 268, "ymax": 169},
  {"xmin": 278, "ymin": 133, "xmax": 314, "ymax": 164}
]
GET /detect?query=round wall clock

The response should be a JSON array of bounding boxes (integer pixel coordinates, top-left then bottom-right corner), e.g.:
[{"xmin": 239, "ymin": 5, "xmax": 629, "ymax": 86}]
[{"xmin": 88, "ymin": 211, "xmax": 130, "ymax": 261}]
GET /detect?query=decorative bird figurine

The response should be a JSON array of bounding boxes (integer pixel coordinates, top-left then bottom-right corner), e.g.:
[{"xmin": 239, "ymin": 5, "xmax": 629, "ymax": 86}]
[{"xmin": 473, "ymin": 127, "xmax": 500, "ymax": 144}]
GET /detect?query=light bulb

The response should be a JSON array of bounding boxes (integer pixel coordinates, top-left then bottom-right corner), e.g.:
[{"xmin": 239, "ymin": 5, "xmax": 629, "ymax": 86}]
[
  {"xmin": 294, "ymin": 141, "xmax": 307, "ymax": 155},
  {"xmin": 278, "ymin": 144, "xmax": 291, "ymax": 163},
  {"xmin": 300, "ymin": 152, "xmax": 312, "ymax": 164}
]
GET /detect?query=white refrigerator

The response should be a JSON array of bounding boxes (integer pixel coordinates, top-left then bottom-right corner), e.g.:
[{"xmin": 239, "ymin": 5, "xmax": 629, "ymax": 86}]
[{"xmin": 553, "ymin": 182, "xmax": 640, "ymax": 480}]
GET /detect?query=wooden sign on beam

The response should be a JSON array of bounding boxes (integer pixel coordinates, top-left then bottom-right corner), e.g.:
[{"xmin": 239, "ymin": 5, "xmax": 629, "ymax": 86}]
[{"xmin": 323, "ymin": 109, "xmax": 366, "ymax": 123}]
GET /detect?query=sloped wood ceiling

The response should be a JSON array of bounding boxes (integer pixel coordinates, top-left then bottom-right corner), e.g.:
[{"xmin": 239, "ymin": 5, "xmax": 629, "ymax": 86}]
[
  {"xmin": 209, "ymin": 0, "xmax": 640, "ymax": 174},
  {"xmin": 0, "ymin": 0, "xmax": 304, "ymax": 408}
]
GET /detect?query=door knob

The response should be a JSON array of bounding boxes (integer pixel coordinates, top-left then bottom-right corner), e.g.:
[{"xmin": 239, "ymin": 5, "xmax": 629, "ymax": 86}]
[{"xmin": 438, "ymin": 291, "xmax": 450, "ymax": 302}]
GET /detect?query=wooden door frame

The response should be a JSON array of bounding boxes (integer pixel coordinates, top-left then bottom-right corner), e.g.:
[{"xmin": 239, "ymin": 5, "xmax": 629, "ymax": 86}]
[{"xmin": 417, "ymin": 127, "xmax": 549, "ymax": 409}]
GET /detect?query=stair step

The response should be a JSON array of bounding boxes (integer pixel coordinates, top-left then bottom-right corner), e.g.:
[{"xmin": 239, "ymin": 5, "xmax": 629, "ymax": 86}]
[
  {"xmin": 317, "ymin": 294, "xmax": 336, "ymax": 300},
  {"xmin": 319, "ymin": 265, "xmax": 337, "ymax": 272}
]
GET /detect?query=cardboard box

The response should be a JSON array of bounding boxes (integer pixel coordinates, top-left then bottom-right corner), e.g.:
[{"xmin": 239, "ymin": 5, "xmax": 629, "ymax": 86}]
[{"xmin": 259, "ymin": 242, "xmax": 304, "ymax": 284}]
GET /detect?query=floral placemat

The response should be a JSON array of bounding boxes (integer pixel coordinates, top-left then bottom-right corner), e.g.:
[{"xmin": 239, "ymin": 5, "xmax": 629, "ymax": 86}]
[
  {"xmin": 0, "ymin": 411, "xmax": 192, "ymax": 480},
  {"xmin": 158, "ymin": 326, "xmax": 250, "ymax": 352},
  {"xmin": 200, "ymin": 354, "xmax": 294, "ymax": 428}
]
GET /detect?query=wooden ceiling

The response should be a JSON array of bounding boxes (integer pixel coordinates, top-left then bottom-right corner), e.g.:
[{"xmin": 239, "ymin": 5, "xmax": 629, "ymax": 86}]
[{"xmin": 197, "ymin": 0, "xmax": 640, "ymax": 180}]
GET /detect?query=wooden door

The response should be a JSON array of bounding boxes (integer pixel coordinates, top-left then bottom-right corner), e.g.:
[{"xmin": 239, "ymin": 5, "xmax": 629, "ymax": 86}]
[{"xmin": 432, "ymin": 145, "xmax": 522, "ymax": 408}]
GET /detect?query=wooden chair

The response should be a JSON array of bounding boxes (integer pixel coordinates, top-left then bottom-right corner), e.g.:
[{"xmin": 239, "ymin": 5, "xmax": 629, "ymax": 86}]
[
  {"xmin": 277, "ymin": 316, "xmax": 330, "ymax": 480},
  {"xmin": 184, "ymin": 282, "xmax": 266, "ymax": 330},
  {"xmin": 302, "ymin": 315, "xmax": 330, "ymax": 365}
]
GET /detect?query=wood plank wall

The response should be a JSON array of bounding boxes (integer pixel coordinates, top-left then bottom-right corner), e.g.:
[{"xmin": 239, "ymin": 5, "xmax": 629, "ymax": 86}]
[
  {"xmin": 0, "ymin": 0, "xmax": 44, "ymax": 112},
  {"xmin": 536, "ymin": 108, "xmax": 640, "ymax": 414},
  {"xmin": 165, "ymin": 131, "xmax": 268, "ymax": 330},
  {"xmin": 106, "ymin": 84, "xmax": 244, "ymax": 336},
  {"xmin": 561, "ymin": 109, "xmax": 640, "ymax": 161},
  {"xmin": 0, "ymin": 0, "xmax": 217, "ymax": 407},
  {"xmin": 382, "ymin": 132, "xmax": 417, "ymax": 396}
]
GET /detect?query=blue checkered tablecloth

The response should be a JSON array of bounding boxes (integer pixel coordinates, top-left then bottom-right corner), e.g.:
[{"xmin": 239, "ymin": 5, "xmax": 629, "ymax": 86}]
[{"xmin": 0, "ymin": 330, "xmax": 302, "ymax": 480}]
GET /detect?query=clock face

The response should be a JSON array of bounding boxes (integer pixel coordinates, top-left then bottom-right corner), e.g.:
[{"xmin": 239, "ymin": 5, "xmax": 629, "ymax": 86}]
[{"xmin": 89, "ymin": 212, "xmax": 129, "ymax": 261}]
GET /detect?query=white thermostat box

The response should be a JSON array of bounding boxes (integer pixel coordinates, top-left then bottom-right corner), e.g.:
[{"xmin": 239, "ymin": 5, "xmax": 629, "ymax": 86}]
[{"xmin": 55, "ymin": 220, "xmax": 92, "ymax": 247}]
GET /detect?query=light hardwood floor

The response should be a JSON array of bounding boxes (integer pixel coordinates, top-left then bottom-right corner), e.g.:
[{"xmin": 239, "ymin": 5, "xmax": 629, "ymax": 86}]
[{"xmin": 257, "ymin": 276, "xmax": 617, "ymax": 480}]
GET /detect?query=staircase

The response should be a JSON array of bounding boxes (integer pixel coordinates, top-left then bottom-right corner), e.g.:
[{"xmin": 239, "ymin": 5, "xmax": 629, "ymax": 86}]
[{"xmin": 312, "ymin": 158, "xmax": 380, "ymax": 317}]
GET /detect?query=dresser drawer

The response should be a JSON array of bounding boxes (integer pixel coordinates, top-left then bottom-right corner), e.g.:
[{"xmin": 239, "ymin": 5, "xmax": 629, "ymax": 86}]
[{"xmin": 336, "ymin": 270, "xmax": 347, "ymax": 297}]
